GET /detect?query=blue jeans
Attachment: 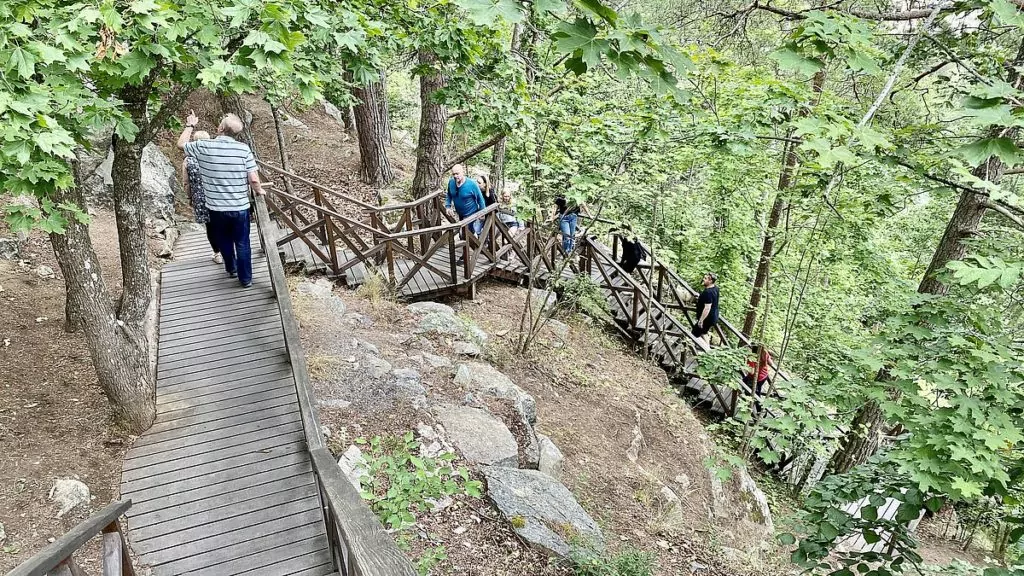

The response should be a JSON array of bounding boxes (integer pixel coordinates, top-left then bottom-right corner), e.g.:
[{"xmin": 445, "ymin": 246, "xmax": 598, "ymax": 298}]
[
  {"xmin": 559, "ymin": 213, "xmax": 578, "ymax": 254},
  {"xmin": 209, "ymin": 209, "xmax": 252, "ymax": 285}
]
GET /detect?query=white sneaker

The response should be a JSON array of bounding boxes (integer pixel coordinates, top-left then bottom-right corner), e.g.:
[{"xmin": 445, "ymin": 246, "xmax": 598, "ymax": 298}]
[{"xmin": 213, "ymin": 253, "xmax": 223, "ymax": 264}]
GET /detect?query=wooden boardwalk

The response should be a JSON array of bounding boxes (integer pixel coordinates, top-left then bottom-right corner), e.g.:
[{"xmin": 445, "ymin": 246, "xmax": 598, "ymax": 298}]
[{"xmin": 120, "ymin": 228, "xmax": 335, "ymax": 576}]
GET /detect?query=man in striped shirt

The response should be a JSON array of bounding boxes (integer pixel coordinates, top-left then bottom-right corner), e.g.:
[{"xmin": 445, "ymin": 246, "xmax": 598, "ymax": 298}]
[{"xmin": 177, "ymin": 110, "xmax": 264, "ymax": 287}]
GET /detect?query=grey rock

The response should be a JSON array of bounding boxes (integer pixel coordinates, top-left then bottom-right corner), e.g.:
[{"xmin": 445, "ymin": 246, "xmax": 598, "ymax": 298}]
[
  {"xmin": 736, "ymin": 467, "xmax": 774, "ymax": 532},
  {"xmin": 657, "ymin": 485, "xmax": 686, "ymax": 534},
  {"xmin": 434, "ymin": 404, "xmax": 518, "ymax": 468},
  {"xmin": 674, "ymin": 474, "xmax": 691, "ymax": 492},
  {"xmin": 0, "ymin": 238, "xmax": 19, "ymax": 260},
  {"xmin": 352, "ymin": 338, "xmax": 379, "ymax": 356},
  {"xmin": 139, "ymin": 143, "xmax": 179, "ymax": 220},
  {"xmin": 453, "ymin": 362, "xmax": 536, "ymax": 424},
  {"xmin": 709, "ymin": 467, "xmax": 774, "ymax": 534},
  {"xmin": 480, "ymin": 466, "xmax": 604, "ymax": 557},
  {"xmin": 48, "ymin": 478, "xmax": 90, "ymax": 519},
  {"xmin": 538, "ymin": 434, "xmax": 564, "ymax": 479},
  {"xmin": 453, "ymin": 341, "xmax": 481, "ymax": 356},
  {"xmin": 297, "ymin": 278, "xmax": 334, "ymax": 298},
  {"xmin": 416, "ymin": 311, "xmax": 487, "ymax": 343},
  {"xmin": 319, "ymin": 398, "xmax": 352, "ymax": 409},
  {"xmin": 546, "ymin": 319, "xmax": 570, "ymax": 339},
  {"xmin": 393, "ymin": 368, "xmax": 427, "ymax": 408},
  {"xmin": 530, "ymin": 288, "xmax": 557, "ymax": 313},
  {"xmin": 35, "ymin": 265, "xmax": 55, "ymax": 279},
  {"xmin": 421, "ymin": 351, "xmax": 452, "ymax": 369},
  {"xmin": 407, "ymin": 301, "xmax": 455, "ymax": 316},
  {"xmin": 364, "ymin": 356, "xmax": 392, "ymax": 380},
  {"xmin": 344, "ymin": 312, "xmax": 373, "ymax": 327},
  {"xmin": 322, "ymin": 100, "xmax": 345, "ymax": 125},
  {"xmin": 282, "ymin": 113, "xmax": 309, "ymax": 130},
  {"xmin": 337, "ymin": 445, "xmax": 368, "ymax": 491}
]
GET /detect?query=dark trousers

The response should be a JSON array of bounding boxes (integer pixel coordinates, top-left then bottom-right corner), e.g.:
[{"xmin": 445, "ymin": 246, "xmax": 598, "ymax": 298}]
[
  {"xmin": 209, "ymin": 209, "xmax": 251, "ymax": 285},
  {"xmin": 692, "ymin": 320, "xmax": 716, "ymax": 338},
  {"xmin": 205, "ymin": 223, "xmax": 219, "ymax": 253}
]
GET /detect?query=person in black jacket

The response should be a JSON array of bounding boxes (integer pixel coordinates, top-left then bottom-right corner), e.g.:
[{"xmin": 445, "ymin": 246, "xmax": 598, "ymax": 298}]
[
  {"xmin": 618, "ymin": 234, "xmax": 648, "ymax": 274},
  {"xmin": 692, "ymin": 273, "xmax": 719, "ymax": 340}
]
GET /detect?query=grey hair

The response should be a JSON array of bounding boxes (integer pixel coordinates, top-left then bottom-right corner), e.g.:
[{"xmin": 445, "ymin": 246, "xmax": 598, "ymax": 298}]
[{"xmin": 219, "ymin": 113, "xmax": 244, "ymax": 136}]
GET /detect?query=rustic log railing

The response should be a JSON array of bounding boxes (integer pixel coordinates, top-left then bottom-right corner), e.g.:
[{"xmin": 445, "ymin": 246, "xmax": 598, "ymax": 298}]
[
  {"xmin": 251, "ymin": 192, "xmax": 416, "ymax": 576},
  {"xmin": 7, "ymin": 499, "xmax": 135, "ymax": 576}
]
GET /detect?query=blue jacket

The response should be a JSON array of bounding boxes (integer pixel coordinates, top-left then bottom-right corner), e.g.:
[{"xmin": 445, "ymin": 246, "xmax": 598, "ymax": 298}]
[{"xmin": 446, "ymin": 177, "xmax": 486, "ymax": 218}]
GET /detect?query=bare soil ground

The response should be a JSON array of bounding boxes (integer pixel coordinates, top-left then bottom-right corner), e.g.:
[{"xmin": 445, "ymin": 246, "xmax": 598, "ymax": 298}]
[
  {"xmin": 293, "ymin": 275, "xmax": 783, "ymax": 576},
  {"xmin": 0, "ymin": 211, "xmax": 131, "ymax": 573}
]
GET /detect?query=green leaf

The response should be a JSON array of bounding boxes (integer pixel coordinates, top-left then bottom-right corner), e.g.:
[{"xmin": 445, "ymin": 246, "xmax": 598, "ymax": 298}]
[
  {"xmin": 778, "ymin": 533, "xmax": 796, "ymax": 545},
  {"xmin": 575, "ymin": 0, "xmax": 617, "ymax": 24},
  {"xmin": 845, "ymin": 50, "xmax": 880, "ymax": 75},
  {"xmin": 770, "ymin": 45, "xmax": 824, "ymax": 76},
  {"xmin": 990, "ymin": 0, "xmax": 1024, "ymax": 27},
  {"xmin": 9, "ymin": 47, "xmax": 36, "ymax": 79},
  {"xmin": 955, "ymin": 137, "xmax": 1021, "ymax": 167},
  {"xmin": 534, "ymin": 0, "xmax": 567, "ymax": 15},
  {"xmin": 950, "ymin": 476, "xmax": 983, "ymax": 498},
  {"xmin": 119, "ymin": 50, "xmax": 156, "ymax": 81},
  {"xmin": 456, "ymin": 0, "xmax": 525, "ymax": 26}
]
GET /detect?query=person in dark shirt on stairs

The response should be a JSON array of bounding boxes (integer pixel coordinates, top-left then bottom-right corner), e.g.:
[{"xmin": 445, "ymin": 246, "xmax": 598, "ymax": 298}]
[{"xmin": 691, "ymin": 272, "xmax": 719, "ymax": 341}]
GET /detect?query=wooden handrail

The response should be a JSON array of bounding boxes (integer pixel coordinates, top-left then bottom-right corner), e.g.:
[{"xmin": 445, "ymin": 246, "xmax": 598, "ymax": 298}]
[
  {"xmin": 309, "ymin": 448, "xmax": 417, "ymax": 576},
  {"xmin": 7, "ymin": 499, "xmax": 134, "ymax": 576},
  {"xmin": 385, "ymin": 203, "xmax": 500, "ymax": 240},
  {"xmin": 253, "ymin": 194, "xmax": 324, "ymax": 451},
  {"xmin": 366, "ymin": 190, "xmax": 444, "ymax": 213},
  {"xmin": 252, "ymin": 193, "xmax": 416, "ymax": 576},
  {"xmin": 258, "ymin": 160, "xmax": 377, "ymax": 209}
]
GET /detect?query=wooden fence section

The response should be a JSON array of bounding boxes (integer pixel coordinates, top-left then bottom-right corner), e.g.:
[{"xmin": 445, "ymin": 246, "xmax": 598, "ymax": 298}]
[
  {"xmin": 7, "ymin": 499, "xmax": 135, "ymax": 576},
  {"xmin": 258, "ymin": 161, "xmax": 527, "ymax": 299},
  {"xmin": 252, "ymin": 194, "xmax": 417, "ymax": 576}
]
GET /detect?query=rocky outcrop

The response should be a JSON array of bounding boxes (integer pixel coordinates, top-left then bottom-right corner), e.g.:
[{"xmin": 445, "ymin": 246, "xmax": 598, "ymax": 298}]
[
  {"xmin": 453, "ymin": 362, "xmax": 541, "ymax": 469},
  {"xmin": 538, "ymin": 434, "xmax": 564, "ymax": 479},
  {"xmin": 416, "ymin": 311, "xmax": 487, "ymax": 343},
  {"xmin": 530, "ymin": 288, "xmax": 557, "ymax": 313},
  {"xmin": 77, "ymin": 138, "xmax": 178, "ymax": 221},
  {"xmin": 480, "ymin": 466, "xmax": 604, "ymax": 557},
  {"xmin": 434, "ymin": 404, "xmax": 519, "ymax": 468},
  {"xmin": 407, "ymin": 301, "xmax": 455, "ymax": 316},
  {"xmin": 710, "ymin": 466, "xmax": 775, "ymax": 540},
  {"xmin": 296, "ymin": 279, "xmax": 347, "ymax": 315}
]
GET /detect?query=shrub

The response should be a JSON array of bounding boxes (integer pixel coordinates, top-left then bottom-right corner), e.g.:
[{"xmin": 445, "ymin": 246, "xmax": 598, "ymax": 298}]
[
  {"xmin": 567, "ymin": 547, "xmax": 656, "ymax": 576},
  {"xmin": 356, "ymin": 432, "xmax": 483, "ymax": 531}
]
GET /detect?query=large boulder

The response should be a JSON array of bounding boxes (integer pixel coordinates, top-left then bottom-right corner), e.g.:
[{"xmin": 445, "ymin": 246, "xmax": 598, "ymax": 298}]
[
  {"xmin": 296, "ymin": 279, "xmax": 347, "ymax": 315},
  {"xmin": 434, "ymin": 404, "xmax": 519, "ymax": 468},
  {"xmin": 77, "ymin": 140, "xmax": 178, "ymax": 220},
  {"xmin": 481, "ymin": 466, "xmax": 604, "ymax": 557},
  {"xmin": 454, "ymin": 362, "xmax": 541, "ymax": 469},
  {"xmin": 416, "ymin": 311, "xmax": 487, "ymax": 343},
  {"xmin": 710, "ymin": 466, "xmax": 774, "ymax": 538},
  {"xmin": 453, "ymin": 363, "xmax": 536, "ymax": 424},
  {"xmin": 530, "ymin": 288, "xmax": 557, "ymax": 313},
  {"xmin": 407, "ymin": 301, "xmax": 455, "ymax": 316},
  {"xmin": 538, "ymin": 434, "xmax": 564, "ymax": 479}
]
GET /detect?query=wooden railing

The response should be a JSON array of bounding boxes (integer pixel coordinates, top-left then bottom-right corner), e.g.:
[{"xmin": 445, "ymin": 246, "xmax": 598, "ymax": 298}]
[
  {"xmin": 610, "ymin": 235, "xmax": 791, "ymax": 402},
  {"xmin": 251, "ymin": 192, "xmax": 416, "ymax": 576},
  {"xmin": 7, "ymin": 499, "xmax": 135, "ymax": 576},
  {"xmin": 258, "ymin": 161, "xmax": 525, "ymax": 295}
]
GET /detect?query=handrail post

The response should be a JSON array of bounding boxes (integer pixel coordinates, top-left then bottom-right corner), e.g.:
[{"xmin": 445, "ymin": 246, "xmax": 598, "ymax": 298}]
[{"xmin": 448, "ymin": 230, "xmax": 457, "ymax": 283}]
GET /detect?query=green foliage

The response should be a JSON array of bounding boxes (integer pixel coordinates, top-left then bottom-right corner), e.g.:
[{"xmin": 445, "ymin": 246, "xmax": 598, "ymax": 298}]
[
  {"xmin": 356, "ymin": 433, "xmax": 483, "ymax": 531},
  {"xmin": 414, "ymin": 545, "xmax": 448, "ymax": 576},
  {"xmin": 555, "ymin": 275, "xmax": 610, "ymax": 318},
  {"xmin": 567, "ymin": 547, "xmax": 655, "ymax": 576}
]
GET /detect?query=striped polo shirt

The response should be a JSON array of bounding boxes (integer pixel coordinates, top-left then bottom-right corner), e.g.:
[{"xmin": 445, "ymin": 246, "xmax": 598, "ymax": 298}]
[{"xmin": 183, "ymin": 136, "xmax": 257, "ymax": 212}]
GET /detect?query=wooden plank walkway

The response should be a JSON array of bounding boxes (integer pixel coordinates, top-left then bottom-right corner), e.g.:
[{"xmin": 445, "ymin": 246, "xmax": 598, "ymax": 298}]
[{"xmin": 120, "ymin": 228, "xmax": 335, "ymax": 576}]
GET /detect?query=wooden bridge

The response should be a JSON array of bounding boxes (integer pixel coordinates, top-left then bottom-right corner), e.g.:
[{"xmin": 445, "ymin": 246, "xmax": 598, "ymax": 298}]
[
  {"xmin": 258, "ymin": 162, "xmax": 789, "ymax": 420},
  {"xmin": 6, "ymin": 194, "xmax": 420, "ymax": 576}
]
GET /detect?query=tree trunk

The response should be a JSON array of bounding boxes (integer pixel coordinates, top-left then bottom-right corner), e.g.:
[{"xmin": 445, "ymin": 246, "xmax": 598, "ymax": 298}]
[
  {"xmin": 50, "ymin": 183, "xmax": 155, "ymax": 433},
  {"xmin": 376, "ymin": 70, "xmax": 393, "ymax": 145},
  {"xmin": 412, "ymin": 51, "xmax": 447, "ymax": 198},
  {"xmin": 742, "ymin": 70, "xmax": 824, "ymax": 337},
  {"xmin": 270, "ymin": 105, "xmax": 298, "ymax": 198},
  {"xmin": 490, "ymin": 136, "xmax": 507, "ymax": 196},
  {"xmin": 353, "ymin": 78, "xmax": 396, "ymax": 186},
  {"xmin": 488, "ymin": 23, "xmax": 522, "ymax": 197},
  {"xmin": 829, "ymin": 396, "xmax": 885, "ymax": 474},
  {"xmin": 918, "ymin": 160, "xmax": 999, "ymax": 295},
  {"xmin": 343, "ymin": 105, "xmax": 357, "ymax": 134},
  {"xmin": 218, "ymin": 92, "xmax": 257, "ymax": 154},
  {"xmin": 64, "ymin": 279, "xmax": 83, "ymax": 333},
  {"xmin": 111, "ymin": 105, "xmax": 152, "ymax": 328}
]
